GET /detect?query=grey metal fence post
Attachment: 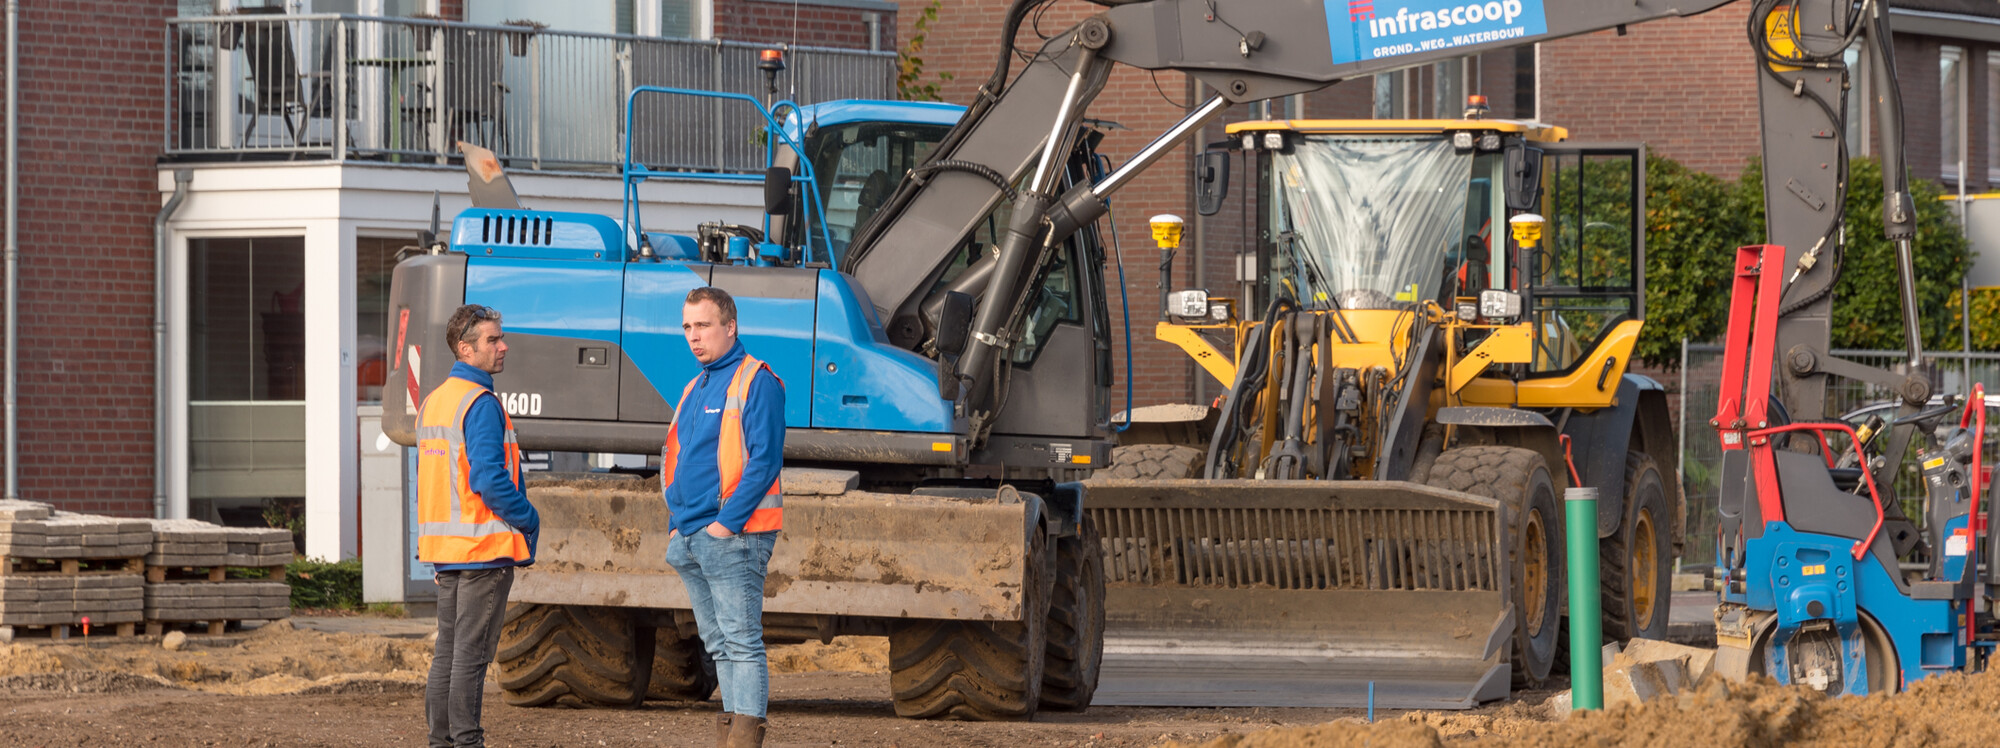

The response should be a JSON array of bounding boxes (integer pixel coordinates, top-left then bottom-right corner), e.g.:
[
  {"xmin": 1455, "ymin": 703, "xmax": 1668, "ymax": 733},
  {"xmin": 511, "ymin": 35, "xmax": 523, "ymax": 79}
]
[{"xmin": 335, "ymin": 18, "xmax": 348, "ymax": 163}]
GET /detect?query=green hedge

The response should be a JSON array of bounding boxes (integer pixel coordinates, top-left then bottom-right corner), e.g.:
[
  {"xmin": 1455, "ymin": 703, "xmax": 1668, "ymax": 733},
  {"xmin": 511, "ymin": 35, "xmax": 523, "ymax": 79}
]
[
  {"xmin": 285, "ymin": 557, "xmax": 363, "ymax": 611},
  {"xmin": 1637, "ymin": 155, "xmax": 1969, "ymax": 367}
]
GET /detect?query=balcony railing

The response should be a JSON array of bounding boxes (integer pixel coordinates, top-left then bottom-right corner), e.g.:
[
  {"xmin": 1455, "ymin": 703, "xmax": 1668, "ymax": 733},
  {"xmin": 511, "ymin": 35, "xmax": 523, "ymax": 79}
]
[{"xmin": 167, "ymin": 13, "xmax": 896, "ymax": 172}]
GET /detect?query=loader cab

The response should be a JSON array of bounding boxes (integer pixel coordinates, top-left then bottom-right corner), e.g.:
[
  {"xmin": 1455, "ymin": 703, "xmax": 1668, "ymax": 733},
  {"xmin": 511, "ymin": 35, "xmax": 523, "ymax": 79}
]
[{"xmin": 1229, "ymin": 118, "xmax": 1644, "ymax": 400}]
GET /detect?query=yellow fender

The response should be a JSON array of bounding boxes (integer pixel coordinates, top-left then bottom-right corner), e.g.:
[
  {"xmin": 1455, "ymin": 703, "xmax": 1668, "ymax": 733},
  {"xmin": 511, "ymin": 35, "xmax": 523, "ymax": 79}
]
[{"xmin": 1458, "ymin": 319, "xmax": 1643, "ymax": 410}]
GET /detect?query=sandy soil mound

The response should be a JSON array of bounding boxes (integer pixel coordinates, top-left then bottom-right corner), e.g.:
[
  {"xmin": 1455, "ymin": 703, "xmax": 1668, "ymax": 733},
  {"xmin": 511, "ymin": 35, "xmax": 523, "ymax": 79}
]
[
  {"xmin": 1170, "ymin": 670, "xmax": 2000, "ymax": 747},
  {"xmin": 0, "ymin": 621, "xmax": 889, "ymax": 698},
  {"xmin": 0, "ymin": 671, "xmax": 178, "ymax": 694},
  {"xmin": 768, "ymin": 636, "xmax": 888, "ymax": 674},
  {"xmin": 0, "ymin": 619, "xmax": 435, "ymax": 697}
]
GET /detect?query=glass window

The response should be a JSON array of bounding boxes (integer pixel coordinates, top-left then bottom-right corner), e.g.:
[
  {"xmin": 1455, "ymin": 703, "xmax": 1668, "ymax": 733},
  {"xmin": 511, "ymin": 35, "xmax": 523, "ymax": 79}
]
[
  {"xmin": 1943, "ymin": 45, "xmax": 1963, "ymax": 181},
  {"xmin": 1434, "ymin": 58, "xmax": 1464, "ymax": 120},
  {"xmin": 1529, "ymin": 150, "xmax": 1641, "ymax": 373},
  {"xmin": 1988, "ymin": 51, "xmax": 2000, "ymax": 183},
  {"xmin": 187, "ymin": 236, "xmax": 306, "ymax": 516},
  {"xmin": 1374, "ymin": 72, "xmax": 1406, "ymax": 119},
  {"xmin": 1513, "ymin": 45, "xmax": 1536, "ymax": 120},
  {"xmin": 1267, "ymin": 136, "xmax": 1472, "ymax": 310},
  {"xmin": 1012, "ymin": 245, "xmax": 1081, "ymax": 365},
  {"xmin": 189, "ymin": 237, "xmax": 307, "ymax": 401},
  {"xmin": 792, "ymin": 120, "xmax": 951, "ymax": 258},
  {"xmin": 356, "ymin": 236, "xmax": 407, "ymax": 404},
  {"xmin": 659, "ymin": 0, "xmax": 700, "ymax": 39}
]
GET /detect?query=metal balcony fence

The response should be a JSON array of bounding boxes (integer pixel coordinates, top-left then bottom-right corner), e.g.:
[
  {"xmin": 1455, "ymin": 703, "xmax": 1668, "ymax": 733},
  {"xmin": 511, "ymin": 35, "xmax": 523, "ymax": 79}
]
[{"xmin": 166, "ymin": 13, "xmax": 896, "ymax": 172}]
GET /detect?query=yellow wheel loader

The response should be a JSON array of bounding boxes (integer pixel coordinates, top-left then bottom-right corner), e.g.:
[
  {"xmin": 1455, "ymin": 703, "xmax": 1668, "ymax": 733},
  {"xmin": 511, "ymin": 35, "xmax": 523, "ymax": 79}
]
[{"xmin": 1087, "ymin": 113, "xmax": 1681, "ymax": 708}]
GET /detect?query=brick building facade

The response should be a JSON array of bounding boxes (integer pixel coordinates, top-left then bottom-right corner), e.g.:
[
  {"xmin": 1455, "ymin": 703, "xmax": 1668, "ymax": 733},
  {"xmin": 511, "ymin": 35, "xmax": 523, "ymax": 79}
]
[{"xmin": 0, "ymin": 1, "xmax": 174, "ymax": 515}]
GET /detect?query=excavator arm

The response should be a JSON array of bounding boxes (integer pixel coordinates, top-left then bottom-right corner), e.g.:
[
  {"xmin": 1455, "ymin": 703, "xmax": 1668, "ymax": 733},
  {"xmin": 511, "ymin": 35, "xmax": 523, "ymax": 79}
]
[{"xmin": 839, "ymin": 0, "xmax": 1743, "ymax": 437}]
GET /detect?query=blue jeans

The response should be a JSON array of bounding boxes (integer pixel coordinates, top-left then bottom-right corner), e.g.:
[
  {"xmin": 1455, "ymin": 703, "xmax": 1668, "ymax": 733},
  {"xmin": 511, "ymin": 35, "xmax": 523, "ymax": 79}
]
[{"xmin": 665, "ymin": 530, "xmax": 778, "ymax": 719}]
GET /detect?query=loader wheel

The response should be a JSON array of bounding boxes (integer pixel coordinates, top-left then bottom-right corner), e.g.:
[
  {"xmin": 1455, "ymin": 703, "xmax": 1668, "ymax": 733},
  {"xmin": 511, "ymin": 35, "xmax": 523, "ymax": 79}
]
[
  {"xmin": 1099, "ymin": 444, "xmax": 1205, "ymax": 480},
  {"xmin": 497, "ymin": 603, "xmax": 651, "ymax": 708},
  {"xmin": 889, "ymin": 531, "xmax": 1051, "ymax": 720},
  {"xmin": 1041, "ymin": 516, "xmax": 1105, "ymax": 711},
  {"xmin": 1602, "ymin": 452, "xmax": 1673, "ymax": 643},
  {"xmin": 1426, "ymin": 446, "xmax": 1565, "ymax": 689},
  {"xmin": 641, "ymin": 625, "xmax": 717, "ymax": 701}
]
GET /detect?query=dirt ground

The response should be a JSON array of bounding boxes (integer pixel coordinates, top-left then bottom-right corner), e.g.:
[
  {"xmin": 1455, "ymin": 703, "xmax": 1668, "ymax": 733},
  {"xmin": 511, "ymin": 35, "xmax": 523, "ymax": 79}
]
[
  {"xmin": 8, "ymin": 619, "xmax": 2000, "ymax": 747},
  {"xmin": 0, "ymin": 621, "xmax": 1378, "ymax": 747}
]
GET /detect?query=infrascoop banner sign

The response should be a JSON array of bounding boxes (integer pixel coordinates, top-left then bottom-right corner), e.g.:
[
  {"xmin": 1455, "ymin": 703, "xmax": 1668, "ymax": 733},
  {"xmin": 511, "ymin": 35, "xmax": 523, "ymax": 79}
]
[{"xmin": 1326, "ymin": 0, "xmax": 1549, "ymax": 65}]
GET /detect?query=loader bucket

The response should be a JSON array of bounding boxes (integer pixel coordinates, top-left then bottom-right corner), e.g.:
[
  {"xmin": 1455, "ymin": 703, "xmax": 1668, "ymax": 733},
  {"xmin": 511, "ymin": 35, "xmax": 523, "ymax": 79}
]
[{"xmin": 1082, "ymin": 479, "xmax": 1515, "ymax": 709}]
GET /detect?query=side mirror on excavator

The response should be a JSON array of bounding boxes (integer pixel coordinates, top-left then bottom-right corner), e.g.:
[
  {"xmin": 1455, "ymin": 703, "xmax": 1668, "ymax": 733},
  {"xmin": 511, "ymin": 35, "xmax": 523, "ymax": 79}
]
[
  {"xmin": 764, "ymin": 166, "xmax": 794, "ymax": 215},
  {"xmin": 1195, "ymin": 150, "xmax": 1230, "ymax": 217},
  {"xmin": 934, "ymin": 291, "xmax": 975, "ymax": 359},
  {"xmin": 1504, "ymin": 143, "xmax": 1544, "ymax": 212}
]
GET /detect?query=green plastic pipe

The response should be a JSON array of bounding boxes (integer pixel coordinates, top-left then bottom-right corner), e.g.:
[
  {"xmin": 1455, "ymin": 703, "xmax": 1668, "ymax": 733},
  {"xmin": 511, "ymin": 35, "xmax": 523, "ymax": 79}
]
[{"xmin": 1566, "ymin": 486, "xmax": 1603, "ymax": 710}]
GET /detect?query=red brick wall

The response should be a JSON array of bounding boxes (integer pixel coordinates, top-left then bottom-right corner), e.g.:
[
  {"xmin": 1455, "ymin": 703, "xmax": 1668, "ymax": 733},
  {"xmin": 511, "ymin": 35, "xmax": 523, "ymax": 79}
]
[
  {"xmin": 438, "ymin": 0, "xmax": 462, "ymax": 22},
  {"xmin": 716, "ymin": 0, "xmax": 889, "ymax": 50},
  {"xmin": 0, "ymin": 1, "xmax": 171, "ymax": 515},
  {"xmin": 1537, "ymin": 4, "xmax": 1760, "ymax": 180}
]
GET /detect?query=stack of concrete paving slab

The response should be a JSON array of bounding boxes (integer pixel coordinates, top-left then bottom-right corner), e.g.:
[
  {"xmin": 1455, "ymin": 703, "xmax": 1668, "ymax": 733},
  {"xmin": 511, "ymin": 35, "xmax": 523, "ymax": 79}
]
[
  {"xmin": 0, "ymin": 575, "xmax": 145, "ymax": 626},
  {"xmin": 42, "ymin": 512, "xmax": 153, "ymax": 559},
  {"xmin": 143, "ymin": 517, "xmax": 293, "ymax": 626},
  {"xmin": 0, "ymin": 500, "xmax": 148, "ymax": 630},
  {"xmin": 145, "ymin": 519, "xmax": 228, "ymax": 568},
  {"xmin": 0, "ymin": 503, "xmax": 149, "ymax": 561},
  {"xmin": 143, "ymin": 580, "xmax": 290, "ymax": 623},
  {"xmin": 222, "ymin": 527, "xmax": 294, "ymax": 568}
]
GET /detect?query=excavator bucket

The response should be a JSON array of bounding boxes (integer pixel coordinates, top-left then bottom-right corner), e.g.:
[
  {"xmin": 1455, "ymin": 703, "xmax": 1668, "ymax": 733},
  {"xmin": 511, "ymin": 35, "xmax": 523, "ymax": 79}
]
[{"xmin": 1083, "ymin": 478, "xmax": 1515, "ymax": 709}]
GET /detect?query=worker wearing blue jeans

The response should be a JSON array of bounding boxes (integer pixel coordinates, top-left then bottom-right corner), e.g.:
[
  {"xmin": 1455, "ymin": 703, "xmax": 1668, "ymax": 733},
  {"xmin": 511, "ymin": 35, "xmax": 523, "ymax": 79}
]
[{"xmin": 662, "ymin": 286, "xmax": 784, "ymax": 748}]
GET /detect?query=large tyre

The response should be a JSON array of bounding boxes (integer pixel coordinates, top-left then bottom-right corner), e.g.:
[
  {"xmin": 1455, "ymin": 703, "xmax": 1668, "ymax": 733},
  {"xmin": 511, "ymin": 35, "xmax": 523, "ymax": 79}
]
[
  {"xmin": 1040, "ymin": 517, "xmax": 1105, "ymax": 711},
  {"xmin": 889, "ymin": 531, "xmax": 1051, "ymax": 720},
  {"xmin": 1098, "ymin": 444, "xmax": 1204, "ymax": 480},
  {"xmin": 1602, "ymin": 452, "xmax": 1673, "ymax": 643},
  {"xmin": 1426, "ymin": 446, "xmax": 1565, "ymax": 688},
  {"xmin": 497, "ymin": 604, "xmax": 651, "ymax": 708},
  {"xmin": 642, "ymin": 625, "xmax": 717, "ymax": 702}
]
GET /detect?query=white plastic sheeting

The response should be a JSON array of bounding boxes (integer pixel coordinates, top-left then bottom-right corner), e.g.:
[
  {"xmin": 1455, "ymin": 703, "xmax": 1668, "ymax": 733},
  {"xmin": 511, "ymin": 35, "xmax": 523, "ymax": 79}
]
[{"xmin": 1271, "ymin": 136, "xmax": 1472, "ymax": 310}]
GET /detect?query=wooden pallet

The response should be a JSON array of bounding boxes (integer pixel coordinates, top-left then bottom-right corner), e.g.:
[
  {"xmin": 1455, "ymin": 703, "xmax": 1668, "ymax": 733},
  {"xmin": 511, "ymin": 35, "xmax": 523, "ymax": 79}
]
[
  {"xmin": 144, "ymin": 618, "xmax": 271, "ymax": 637},
  {"xmin": 145, "ymin": 564, "xmax": 285, "ymax": 584},
  {"xmin": 0, "ymin": 621, "xmax": 140, "ymax": 641},
  {"xmin": 0, "ymin": 556, "xmax": 143, "ymax": 576}
]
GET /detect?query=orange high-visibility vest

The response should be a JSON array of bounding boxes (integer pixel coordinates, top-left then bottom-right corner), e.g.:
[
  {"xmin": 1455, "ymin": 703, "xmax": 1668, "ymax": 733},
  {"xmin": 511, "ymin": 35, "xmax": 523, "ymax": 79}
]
[
  {"xmin": 416, "ymin": 376, "xmax": 530, "ymax": 564},
  {"xmin": 661, "ymin": 354, "xmax": 784, "ymax": 533}
]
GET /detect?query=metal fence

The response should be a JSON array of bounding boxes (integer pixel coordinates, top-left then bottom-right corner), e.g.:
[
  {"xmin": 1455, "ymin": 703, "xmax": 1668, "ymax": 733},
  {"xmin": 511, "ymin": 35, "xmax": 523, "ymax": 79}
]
[
  {"xmin": 166, "ymin": 13, "xmax": 896, "ymax": 172},
  {"xmin": 1676, "ymin": 342, "xmax": 2000, "ymax": 566}
]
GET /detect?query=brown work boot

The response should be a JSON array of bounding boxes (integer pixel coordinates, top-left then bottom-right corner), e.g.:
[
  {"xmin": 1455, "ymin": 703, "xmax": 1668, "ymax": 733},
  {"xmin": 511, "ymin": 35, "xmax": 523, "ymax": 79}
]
[
  {"xmin": 724, "ymin": 714, "xmax": 766, "ymax": 748},
  {"xmin": 714, "ymin": 713, "xmax": 734, "ymax": 747}
]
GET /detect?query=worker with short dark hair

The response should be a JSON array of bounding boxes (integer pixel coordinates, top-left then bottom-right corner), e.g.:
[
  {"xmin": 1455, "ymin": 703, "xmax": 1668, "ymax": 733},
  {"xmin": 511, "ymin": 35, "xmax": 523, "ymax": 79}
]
[
  {"xmin": 419, "ymin": 304, "xmax": 540, "ymax": 748},
  {"xmin": 662, "ymin": 286, "xmax": 785, "ymax": 748}
]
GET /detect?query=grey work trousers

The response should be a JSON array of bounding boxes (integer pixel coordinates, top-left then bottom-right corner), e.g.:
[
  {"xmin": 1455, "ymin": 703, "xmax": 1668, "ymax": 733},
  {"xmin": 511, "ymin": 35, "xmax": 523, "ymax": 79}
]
[{"xmin": 426, "ymin": 566, "xmax": 515, "ymax": 748}]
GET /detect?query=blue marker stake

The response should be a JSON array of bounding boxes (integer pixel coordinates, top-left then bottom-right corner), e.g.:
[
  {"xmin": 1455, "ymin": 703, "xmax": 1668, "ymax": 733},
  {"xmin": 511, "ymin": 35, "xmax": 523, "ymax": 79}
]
[{"xmin": 1368, "ymin": 681, "xmax": 1376, "ymax": 722}]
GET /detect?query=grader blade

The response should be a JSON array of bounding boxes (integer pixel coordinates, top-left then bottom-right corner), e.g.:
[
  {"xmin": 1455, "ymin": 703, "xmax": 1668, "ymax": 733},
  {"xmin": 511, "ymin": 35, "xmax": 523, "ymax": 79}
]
[{"xmin": 1083, "ymin": 479, "xmax": 1515, "ymax": 709}]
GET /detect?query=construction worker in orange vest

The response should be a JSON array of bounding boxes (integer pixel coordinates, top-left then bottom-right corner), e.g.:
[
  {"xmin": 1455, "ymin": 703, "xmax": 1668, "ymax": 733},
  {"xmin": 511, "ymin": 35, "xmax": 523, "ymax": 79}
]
[
  {"xmin": 417, "ymin": 304, "xmax": 540, "ymax": 748},
  {"xmin": 662, "ymin": 286, "xmax": 784, "ymax": 748}
]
